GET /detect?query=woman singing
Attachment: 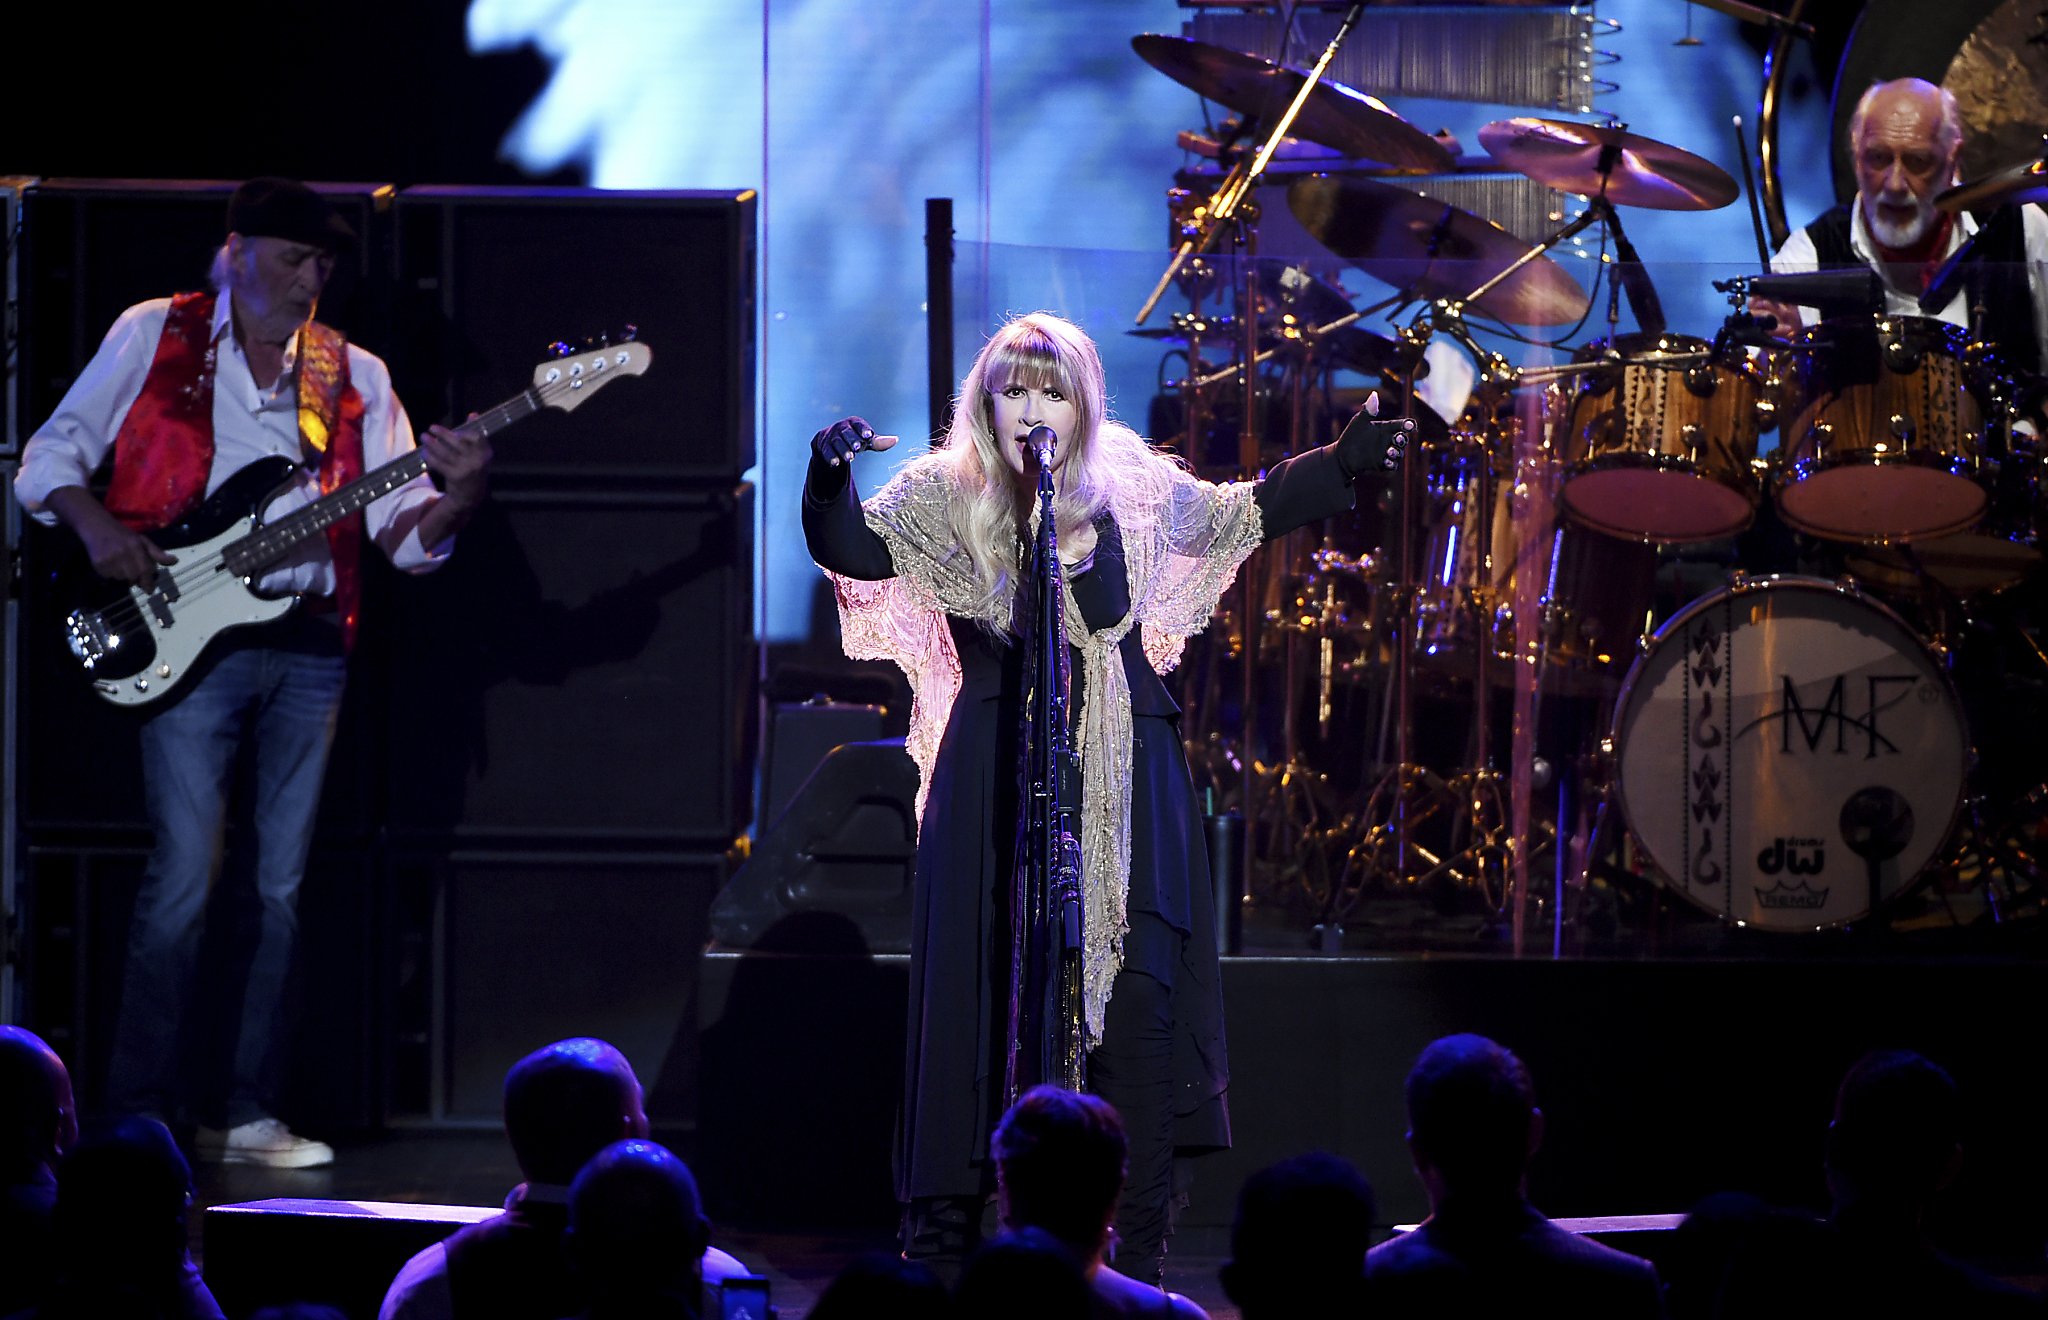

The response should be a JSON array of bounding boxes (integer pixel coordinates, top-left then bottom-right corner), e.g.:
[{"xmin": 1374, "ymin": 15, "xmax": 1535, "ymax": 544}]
[{"xmin": 802, "ymin": 311, "xmax": 1403, "ymax": 1281}]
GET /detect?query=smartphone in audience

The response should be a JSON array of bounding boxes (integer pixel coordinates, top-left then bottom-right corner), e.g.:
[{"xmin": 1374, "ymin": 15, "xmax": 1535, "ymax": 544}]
[{"xmin": 715, "ymin": 1274, "xmax": 771, "ymax": 1320}]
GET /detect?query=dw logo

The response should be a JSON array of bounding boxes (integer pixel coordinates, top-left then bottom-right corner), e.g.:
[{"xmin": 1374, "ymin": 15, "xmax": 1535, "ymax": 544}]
[{"xmin": 1757, "ymin": 836, "xmax": 1826, "ymax": 876}]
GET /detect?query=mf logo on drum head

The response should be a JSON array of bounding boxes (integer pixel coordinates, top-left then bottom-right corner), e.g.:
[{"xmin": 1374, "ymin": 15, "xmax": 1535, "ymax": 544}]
[{"xmin": 1741, "ymin": 673, "xmax": 1923, "ymax": 758}]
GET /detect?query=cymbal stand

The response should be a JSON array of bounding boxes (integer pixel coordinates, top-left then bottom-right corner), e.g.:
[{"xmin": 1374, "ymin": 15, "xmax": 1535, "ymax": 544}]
[{"xmin": 1134, "ymin": 0, "xmax": 1372, "ymax": 327}]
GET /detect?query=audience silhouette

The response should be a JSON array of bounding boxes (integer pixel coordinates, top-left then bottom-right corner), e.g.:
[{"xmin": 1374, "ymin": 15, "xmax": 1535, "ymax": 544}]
[
  {"xmin": 807, "ymin": 1252, "xmax": 946, "ymax": 1320},
  {"xmin": 951, "ymin": 1226, "xmax": 1095, "ymax": 1319},
  {"xmin": 1363, "ymin": 1033, "xmax": 1662, "ymax": 1318},
  {"xmin": 562, "ymin": 1140, "xmax": 712, "ymax": 1320},
  {"xmin": 0, "ymin": 1027, "xmax": 80, "ymax": 1317},
  {"xmin": 14, "ymin": 1116, "xmax": 224, "ymax": 1320},
  {"xmin": 991, "ymin": 1086, "xmax": 1210, "ymax": 1319},
  {"xmin": 1712, "ymin": 1049, "xmax": 2040, "ymax": 1319},
  {"xmin": 378, "ymin": 1038, "xmax": 744, "ymax": 1320},
  {"xmin": 1219, "ymin": 1151, "xmax": 1375, "ymax": 1318}
]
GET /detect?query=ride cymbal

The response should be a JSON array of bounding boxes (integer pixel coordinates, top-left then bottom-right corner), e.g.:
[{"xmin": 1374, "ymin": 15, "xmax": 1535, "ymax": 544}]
[
  {"xmin": 1936, "ymin": 149, "xmax": 2048, "ymax": 212},
  {"xmin": 1287, "ymin": 174, "xmax": 1590, "ymax": 326},
  {"xmin": 1133, "ymin": 34, "xmax": 1453, "ymax": 173},
  {"xmin": 1477, "ymin": 117, "xmax": 1738, "ymax": 210}
]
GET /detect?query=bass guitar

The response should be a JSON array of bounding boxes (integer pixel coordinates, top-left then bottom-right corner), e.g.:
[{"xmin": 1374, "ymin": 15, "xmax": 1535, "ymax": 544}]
[{"xmin": 63, "ymin": 340, "xmax": 651, "ymax": 706}]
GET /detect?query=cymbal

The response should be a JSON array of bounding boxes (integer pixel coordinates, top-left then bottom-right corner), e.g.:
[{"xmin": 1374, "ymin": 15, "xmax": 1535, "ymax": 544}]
[
  {"xmin": 1245, "ymin": 258, "xmax": 1356, "ymax": 325},
  {"xmin": 1318, "ymin": 324, "xmax": 1409, "ymax": 376},
  {"xmin": 1286, "ymin": 174, "xmax": 1591, "ymax": 326},
  {"xmin": 1133, "ymin": 34, "xmax": 1453, "ymax": 173},
  {"xmin": 1936, "ymin": 151, "xmax": 2048, "ymax": 212},
  {"xmin": 1476, "ymin": 118, "xmax": 1738, "ymax": 210}
]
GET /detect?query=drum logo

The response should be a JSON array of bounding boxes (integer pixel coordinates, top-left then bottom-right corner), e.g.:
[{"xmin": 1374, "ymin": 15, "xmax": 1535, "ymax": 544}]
[
  {"xmin": 1742, "ymin": 674, "xmax": 1922, "ymax": 759},
  {"xmin": 1754, "ymin": 878, "xmax": 1828, "ymax": 910},
  {"xmin": 1756, "ymin": 836, "xmax": 1825, "ymax": 877}
]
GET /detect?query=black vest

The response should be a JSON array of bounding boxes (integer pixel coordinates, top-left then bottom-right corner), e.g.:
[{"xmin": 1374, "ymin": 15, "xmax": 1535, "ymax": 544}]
[{"xmin": 1803, "ymin": 202, "xmax": 2040, "ymax": 374}]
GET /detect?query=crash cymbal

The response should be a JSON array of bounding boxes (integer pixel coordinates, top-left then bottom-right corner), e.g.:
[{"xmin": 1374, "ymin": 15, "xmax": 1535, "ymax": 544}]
[
  {"xmin": 1245, "ymin": 258, "xmax": 1357, "ymax": 325},
  {"xmin": 1936, "ymin": 149, "xmax": 2048, "ymax": 213},
  {"xmin": 1133, "ymin": 34, "xmax": 1453, "ymax": 173},
  {"xmin": 1477, "ymin": 118, "xmax": 1738, "ymax": 210},
  {"xmin": 1318, "ymin": 324, "xmax": 1409, "ymax": 377},
  {"xmin": 1286, "ymin": 174, "xmax": 1590, "ymax": 326}
]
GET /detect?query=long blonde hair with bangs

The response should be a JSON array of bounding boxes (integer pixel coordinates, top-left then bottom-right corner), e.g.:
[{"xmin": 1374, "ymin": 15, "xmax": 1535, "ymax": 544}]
[{"xmin": 937, "ymin": 312, "xmax": 1174, "ymax": 631}]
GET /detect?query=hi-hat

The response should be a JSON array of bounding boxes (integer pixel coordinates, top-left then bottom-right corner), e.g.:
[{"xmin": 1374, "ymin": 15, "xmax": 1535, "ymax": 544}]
[
  {"xmin": 1287, "ymin": 175, "xmax": 1590, "ymax": 326},
  {"xmin": 1133, "ymin": 34, "xmax": 1453, "ymax": 173},
  {"xmin": 1477, "ymin": 118, "xmax": 1739, "ymax": 210},
  {"xmin": 1936, "ymin": 148, "xmax": 2048, "ymax": 212}
]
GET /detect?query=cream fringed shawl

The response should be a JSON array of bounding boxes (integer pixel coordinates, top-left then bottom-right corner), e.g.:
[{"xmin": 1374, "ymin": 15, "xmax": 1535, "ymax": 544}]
[{"xmin": 827, "ymin": 452, "xmax": 1264, "ymax": 1046}]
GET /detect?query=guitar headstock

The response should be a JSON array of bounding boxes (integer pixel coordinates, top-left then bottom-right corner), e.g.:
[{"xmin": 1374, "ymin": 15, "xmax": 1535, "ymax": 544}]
[{"xmin": 532, "ymin": 336, "xmax": 652, "ymax": 413}]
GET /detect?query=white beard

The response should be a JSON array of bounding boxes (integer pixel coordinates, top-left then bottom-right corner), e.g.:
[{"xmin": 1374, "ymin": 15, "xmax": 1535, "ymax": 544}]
[{"xmin": 1865, "ymin": 192, "xmax": 1936, "ymax": 249}]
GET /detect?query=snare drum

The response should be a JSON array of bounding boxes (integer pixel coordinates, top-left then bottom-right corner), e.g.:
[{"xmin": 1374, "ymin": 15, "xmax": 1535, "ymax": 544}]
[
  {"xmin": 1774, "ymin": 315, "xmax": 2006, "ymax": 542},
  {"xmin": 1611, "ymin": 576, "xmax": 1967, "ymax": 930},
  {"xmin": 1557, "ymin": 333, "xmax": 1769, "ymax": 543}
]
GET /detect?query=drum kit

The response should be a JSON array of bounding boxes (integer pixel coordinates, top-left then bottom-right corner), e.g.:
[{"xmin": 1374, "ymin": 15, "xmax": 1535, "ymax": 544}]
[{"xmin": 1132, "ymin": 30, "xmax": 2048, "ymax": 943}]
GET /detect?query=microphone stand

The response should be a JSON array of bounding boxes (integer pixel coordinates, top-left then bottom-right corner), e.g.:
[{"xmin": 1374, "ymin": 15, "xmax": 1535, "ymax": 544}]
[{"xmin": 1005, "ymin": 430, "xmax": 1087, "ymax": 1105}]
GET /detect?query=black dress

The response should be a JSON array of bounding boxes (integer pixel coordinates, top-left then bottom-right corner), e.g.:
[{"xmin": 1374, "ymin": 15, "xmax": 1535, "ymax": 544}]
[{"xmin": 803, "ymin": 444, "xmax": 1355, "ymax": 1275}]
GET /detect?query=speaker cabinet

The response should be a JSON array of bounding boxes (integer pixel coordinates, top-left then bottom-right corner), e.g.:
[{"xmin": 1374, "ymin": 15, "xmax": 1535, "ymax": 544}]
[
  {"xmin": 380, "ymin": 483, "xmax": 754, "ymax": 846},
  {"xmin": 15, "ymin": 178, "xmax": 393, "ymax": 440},
  {"xmin": 391, "ymin": 186, "xmax": 756, "ymax": 482},
  {"xmin": 18, "ymin": 843, "xmax": 381, "ymax": 1130},
  {"xmin": 386, "ymin": 852, "xmax": 727, "ymax": 1124}
]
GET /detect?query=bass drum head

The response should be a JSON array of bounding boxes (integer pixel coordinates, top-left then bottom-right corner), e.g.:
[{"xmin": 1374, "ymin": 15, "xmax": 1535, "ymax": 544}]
[{"xmin": 1612, "ymin": 576, "xmax": 1967, "ymax": 930}]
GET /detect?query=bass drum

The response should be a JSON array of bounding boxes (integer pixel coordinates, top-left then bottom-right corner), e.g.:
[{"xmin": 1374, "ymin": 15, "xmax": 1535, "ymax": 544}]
[{"xmin": 1610, "ymin": 576, "xmax": 1967, "ymax": 930}]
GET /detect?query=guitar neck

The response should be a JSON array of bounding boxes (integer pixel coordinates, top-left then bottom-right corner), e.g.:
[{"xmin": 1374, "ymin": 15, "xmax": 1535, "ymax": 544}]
[{"xmin": 223, "ymin": 386, "xmax": 541, "ymax": 576}]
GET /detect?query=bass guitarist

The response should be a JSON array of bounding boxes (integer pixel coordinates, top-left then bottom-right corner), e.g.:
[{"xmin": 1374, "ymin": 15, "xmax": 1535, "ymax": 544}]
[{"xmin": 13, "ymin": 177, "xmax": 491, "ymax": 1166}]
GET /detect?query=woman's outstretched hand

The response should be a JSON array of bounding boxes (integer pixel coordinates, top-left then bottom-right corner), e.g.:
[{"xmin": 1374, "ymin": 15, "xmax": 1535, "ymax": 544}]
[
  {"xmin": 1333, "ymin": 390, "xmax": 1413, "ymax": 480},
  {"xmin": 810, "ymin": 416, "xmax": 900, "ymax": 467}
]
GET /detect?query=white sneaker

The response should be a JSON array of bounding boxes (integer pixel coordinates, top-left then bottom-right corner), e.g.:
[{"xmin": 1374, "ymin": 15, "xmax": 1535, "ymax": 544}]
[{"xmin": 194, "ymin": 1117, "xmax": 334, "ymax": 1168}]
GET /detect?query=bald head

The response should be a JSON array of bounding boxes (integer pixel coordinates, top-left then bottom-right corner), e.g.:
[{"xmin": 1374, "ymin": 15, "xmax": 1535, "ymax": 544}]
[
  {"xmin": 0, "ymin": 1026, "xmax": 77, "ymax": 1176},
  {"xmin": 503, "ymin": 1038, "xmax": 648, "ymax": 1186},
  {"xmin": 1849, "ymin": 79, "xmax": 1963, "ymax": 249}
]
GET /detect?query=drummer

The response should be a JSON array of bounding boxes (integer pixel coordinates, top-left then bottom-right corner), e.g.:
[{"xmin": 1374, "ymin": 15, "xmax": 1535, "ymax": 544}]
[{"xmin": 1748, "ymin": 77, "xmax": 2048, "ymax": 375}]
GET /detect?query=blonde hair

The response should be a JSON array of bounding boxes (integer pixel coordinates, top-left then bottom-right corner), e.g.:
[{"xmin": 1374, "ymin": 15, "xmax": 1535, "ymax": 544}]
[{"xmin": 936, "ymin": 311, "xmax": 1178, "ymax": 631}]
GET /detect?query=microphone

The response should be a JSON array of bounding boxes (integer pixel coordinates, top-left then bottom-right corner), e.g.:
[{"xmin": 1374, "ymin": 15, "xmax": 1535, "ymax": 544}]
[{"xmin": 1028, "ymin": 424, "xmax": 1058, "ymax": 467}]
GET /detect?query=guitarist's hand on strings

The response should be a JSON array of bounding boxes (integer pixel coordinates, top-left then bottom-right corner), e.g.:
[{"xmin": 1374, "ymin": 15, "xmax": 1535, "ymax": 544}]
[
  {"xmin": 422, "ymin": 423, "xmax": 493, "ymax": 513},
  {"xmin": 46, "ymin": 486, "xmax": 176, "ymax": 587}
]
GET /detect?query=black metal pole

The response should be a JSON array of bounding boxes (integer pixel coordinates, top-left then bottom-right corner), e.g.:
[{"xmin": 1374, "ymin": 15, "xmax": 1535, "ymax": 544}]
[{"xmin": 925, "ymin": 198, "xmax": 955, "ymax": 442}]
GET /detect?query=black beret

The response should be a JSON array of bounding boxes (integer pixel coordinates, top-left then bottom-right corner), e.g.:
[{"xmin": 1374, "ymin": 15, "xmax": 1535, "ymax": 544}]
[{"xmin": 226, "ymin": 177, "xmax": 357, "ymax": 252}]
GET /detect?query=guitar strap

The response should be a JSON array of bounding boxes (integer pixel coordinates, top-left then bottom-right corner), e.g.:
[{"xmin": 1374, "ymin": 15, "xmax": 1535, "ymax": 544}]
[
  {"xmin": 105, "ymin": 292, "xmax": 369, "ymax": 649},
  {"xmin": 296, "ymin": 320, "xmax": 367, "ymax": 647}
]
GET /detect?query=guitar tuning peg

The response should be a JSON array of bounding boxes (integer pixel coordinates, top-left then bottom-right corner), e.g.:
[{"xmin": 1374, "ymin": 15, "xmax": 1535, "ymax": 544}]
[
  {"xmin": 621, "ymin": 324, "xmax": 640, "ymax": 343},
  {"xmin": 548, "ymin": 341, "xmax": 575, "ymax": 359}
]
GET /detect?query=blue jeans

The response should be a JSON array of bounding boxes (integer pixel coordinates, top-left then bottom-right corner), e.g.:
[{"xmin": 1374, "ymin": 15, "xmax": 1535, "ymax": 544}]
[{"xmin": 104, "ymin": 631, "xmax": 347, "ymax": 1127}]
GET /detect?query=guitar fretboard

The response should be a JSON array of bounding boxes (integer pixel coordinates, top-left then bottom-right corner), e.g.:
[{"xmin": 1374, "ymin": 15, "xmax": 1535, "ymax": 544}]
[{"xmin": 221, "ymin": 387, "xmax": 542, "ymax": 576}]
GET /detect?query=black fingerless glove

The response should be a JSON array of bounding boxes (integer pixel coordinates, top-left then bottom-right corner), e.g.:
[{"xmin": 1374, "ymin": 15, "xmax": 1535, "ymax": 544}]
[{"xmin": 1333, "ymin": 411, "xmax": 1414, "ymax": 481}]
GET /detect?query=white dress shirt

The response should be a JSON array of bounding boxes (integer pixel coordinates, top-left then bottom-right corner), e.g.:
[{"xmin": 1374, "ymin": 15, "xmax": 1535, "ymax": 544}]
[
  {"xmin": 1769, "ymin": 196, "xmax": 2048, "ymax": 374},
  {"xmin": 14, "ymin": 291, "xmax": 451, "ymax": 595}
]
